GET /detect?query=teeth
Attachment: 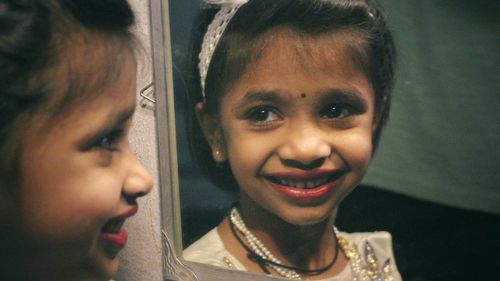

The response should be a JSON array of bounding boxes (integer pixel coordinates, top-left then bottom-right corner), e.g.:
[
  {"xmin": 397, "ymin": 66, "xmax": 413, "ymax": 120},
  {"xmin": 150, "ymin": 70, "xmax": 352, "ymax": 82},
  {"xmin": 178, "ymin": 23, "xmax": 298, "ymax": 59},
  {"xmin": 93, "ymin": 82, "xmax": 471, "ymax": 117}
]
[{"xmin": 272, "ymin": 176, "xmax": 331, "ymax": 189}]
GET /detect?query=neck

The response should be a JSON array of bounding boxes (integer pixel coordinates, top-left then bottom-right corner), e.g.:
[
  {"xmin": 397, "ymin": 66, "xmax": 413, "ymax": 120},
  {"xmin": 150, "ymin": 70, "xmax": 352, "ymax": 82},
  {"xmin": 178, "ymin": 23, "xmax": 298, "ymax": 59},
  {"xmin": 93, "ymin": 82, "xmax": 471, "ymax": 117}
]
[{"xmin": 237, "ymin": 195, "xmax": 339, "ymax": 269}]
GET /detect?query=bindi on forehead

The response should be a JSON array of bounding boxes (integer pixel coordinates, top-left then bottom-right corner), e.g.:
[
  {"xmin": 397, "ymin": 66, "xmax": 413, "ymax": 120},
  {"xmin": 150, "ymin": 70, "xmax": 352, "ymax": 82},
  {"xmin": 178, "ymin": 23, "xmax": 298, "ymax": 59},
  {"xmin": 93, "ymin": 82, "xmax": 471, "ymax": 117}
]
[{"xmin": 300, "ymin": 93, "xmax": 307, "ymax": 98}]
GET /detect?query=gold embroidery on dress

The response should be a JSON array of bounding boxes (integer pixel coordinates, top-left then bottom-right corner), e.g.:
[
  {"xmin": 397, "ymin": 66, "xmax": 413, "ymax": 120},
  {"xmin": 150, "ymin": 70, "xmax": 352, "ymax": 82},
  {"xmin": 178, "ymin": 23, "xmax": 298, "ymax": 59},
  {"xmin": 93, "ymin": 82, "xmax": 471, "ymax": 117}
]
[
  {"xmin": 222, "ymin": 256, "xmax": 235, "ymax": 269},
  {"xmin": 336, "ymin": 231, "xmax": 394, "ymax": 281}
]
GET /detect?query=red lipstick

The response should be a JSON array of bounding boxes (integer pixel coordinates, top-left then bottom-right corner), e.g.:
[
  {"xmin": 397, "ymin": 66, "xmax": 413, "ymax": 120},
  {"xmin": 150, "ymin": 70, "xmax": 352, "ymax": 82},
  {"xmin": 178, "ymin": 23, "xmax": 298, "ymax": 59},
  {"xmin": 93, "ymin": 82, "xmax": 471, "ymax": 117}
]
[
  {"xmin": 271, "ymin": 182, "xmax": 334, "ymax": 201},
  {"xmin": 100, "ymin": 205, "xmax": 138, "ymax": 248},
  {"xmin": 264, "ymin": 169, "xmax": 343, "ymax": 201},
  {"xmin": 101, "ymin": 229, "xmax": 128, "ymax": 247},
  {"xmin": 266, "ymin": 169, "xmax": 338, "ymax": 180}
]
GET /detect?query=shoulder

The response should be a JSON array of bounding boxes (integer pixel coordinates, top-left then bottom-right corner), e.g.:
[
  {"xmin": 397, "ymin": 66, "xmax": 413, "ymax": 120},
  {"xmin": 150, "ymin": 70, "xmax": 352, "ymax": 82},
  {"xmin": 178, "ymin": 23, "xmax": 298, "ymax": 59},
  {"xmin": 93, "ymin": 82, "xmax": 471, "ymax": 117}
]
[
  {"xmin": 183, "ymin": 227, "xmax": 245, "ymax": 270},
  {"xmin": 183, "ymin": 228, "xmax": 224, "ymax": 262},
  {"xmin": 341, "ymin": 230, "xmax": 395, "ymax": 259},
  {"xmin": 339, "ymin": 230, "xmax": 402, "ymax": 281}
]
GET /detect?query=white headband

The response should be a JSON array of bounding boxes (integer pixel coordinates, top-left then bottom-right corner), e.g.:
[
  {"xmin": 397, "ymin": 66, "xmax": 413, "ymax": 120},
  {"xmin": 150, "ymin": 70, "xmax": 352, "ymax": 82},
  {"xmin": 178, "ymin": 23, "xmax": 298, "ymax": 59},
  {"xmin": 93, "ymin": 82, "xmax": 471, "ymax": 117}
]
[{"xmin": 198, "ymin": 0, "xmax": 249, "ymax": 101}]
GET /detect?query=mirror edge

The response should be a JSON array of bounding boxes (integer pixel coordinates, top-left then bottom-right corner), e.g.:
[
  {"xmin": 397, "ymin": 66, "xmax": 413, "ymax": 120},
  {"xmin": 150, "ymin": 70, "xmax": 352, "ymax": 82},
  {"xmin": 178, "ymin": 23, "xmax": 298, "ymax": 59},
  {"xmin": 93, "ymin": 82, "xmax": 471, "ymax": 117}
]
[
  {"xmin": 150, "ymin": 0, "xmax": 190, "ymax": 279},
  {"xmin": 150, "ymin": 0, "xmax": 317, "ymax": 280}
]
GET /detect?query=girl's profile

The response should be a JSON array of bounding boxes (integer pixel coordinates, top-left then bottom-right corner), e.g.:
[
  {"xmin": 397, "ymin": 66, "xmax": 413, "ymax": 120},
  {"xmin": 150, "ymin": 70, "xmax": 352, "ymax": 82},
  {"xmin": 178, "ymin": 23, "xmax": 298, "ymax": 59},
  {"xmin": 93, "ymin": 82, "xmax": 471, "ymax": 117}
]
[
  {"xmin": 183, "ymin": 0, "xmax": 400, "ymax": 280},
  {"xmin": 0, "ymin": 0, "xmax": 152, "ymax": 280}
]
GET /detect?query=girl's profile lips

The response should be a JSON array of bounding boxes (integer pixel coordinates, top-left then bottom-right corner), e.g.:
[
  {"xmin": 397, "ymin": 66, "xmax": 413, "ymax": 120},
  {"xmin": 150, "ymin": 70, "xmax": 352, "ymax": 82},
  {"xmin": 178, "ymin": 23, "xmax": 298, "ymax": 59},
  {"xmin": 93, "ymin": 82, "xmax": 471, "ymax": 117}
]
[
  {"xmin": 264, "ymin": 169, "xmax": 344, "ymax": 201},
  {"xmin": 100, "ymin": 205, "xmax": 138, "ymax": 248},
  {"xmin": 101, "ymin": 229, "xmax": 128, "ymax": 248},
  {"xmin": 116, "ymin": 205, "xmax": 139, "ymax": 219}
]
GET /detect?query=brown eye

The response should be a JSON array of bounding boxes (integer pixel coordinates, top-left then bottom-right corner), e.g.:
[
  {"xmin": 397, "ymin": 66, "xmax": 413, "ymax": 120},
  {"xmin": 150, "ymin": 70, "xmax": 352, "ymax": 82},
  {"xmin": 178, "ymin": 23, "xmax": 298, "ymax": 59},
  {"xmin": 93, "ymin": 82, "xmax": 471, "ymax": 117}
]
[
  {"xmin": 320, "ymin": 104, "xmax": 354, "ymax": 119},
  {"xmin": 247, "ymin": 107, "xmax": 280, "ymax": 124},
  {"xmin": 92, "ymin": 130, "xmax": 125, "ymax": 151}
]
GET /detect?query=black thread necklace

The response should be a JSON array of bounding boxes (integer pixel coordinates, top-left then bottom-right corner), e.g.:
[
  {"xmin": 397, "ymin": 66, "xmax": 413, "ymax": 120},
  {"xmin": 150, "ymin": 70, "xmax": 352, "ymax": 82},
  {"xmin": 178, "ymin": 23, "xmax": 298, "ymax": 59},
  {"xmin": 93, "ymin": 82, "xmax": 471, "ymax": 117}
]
[{"xmin": 228, "ymin": 207, "xmax": 340, "ymax": 279}]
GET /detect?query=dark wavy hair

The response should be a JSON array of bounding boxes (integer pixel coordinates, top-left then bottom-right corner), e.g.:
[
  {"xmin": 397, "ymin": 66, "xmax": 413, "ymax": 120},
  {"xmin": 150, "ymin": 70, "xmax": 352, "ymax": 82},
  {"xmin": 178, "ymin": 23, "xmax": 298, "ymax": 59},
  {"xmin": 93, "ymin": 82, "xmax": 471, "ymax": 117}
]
[
  {"xmin": 0, "ymin": 0, "xmax": 136, "ymax": 188},
  {"xmin": 186, "ymin": 0, "xmax": 396, "ymax": 190}
]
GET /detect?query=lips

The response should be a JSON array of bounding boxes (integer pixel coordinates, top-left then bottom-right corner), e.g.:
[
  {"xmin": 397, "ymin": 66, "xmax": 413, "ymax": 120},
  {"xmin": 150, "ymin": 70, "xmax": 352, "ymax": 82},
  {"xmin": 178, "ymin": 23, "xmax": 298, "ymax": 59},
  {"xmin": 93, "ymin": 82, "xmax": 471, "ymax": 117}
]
[
  {"xmin": 267, "ymin": 175, "xmax": 331, "ymax": 189},
  {"xmin": 100, "ymin": 228, "xmax": 128, "ymax": 248},
  {"xmin": 264, "ymin": 169, "xmax": 344, "ymax": 201},
  {"xmin": 100, "ymin": 205, "xmax": 138, "ymax": 248}
]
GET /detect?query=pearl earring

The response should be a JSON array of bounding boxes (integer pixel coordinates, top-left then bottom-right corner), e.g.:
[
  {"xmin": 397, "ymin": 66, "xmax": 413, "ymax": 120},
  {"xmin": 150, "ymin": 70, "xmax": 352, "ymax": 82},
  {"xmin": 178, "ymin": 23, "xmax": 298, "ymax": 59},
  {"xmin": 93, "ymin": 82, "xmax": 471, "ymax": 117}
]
[{"xmin": 213, "ymin": 149, "xmax": 225, "ymax": 168}]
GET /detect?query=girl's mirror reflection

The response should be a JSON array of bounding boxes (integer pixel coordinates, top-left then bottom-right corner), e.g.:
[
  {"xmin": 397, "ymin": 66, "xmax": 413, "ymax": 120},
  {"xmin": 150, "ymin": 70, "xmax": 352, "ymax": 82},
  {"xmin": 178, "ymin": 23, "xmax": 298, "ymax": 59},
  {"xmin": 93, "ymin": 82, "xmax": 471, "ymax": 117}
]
[{"xmin": 181, "ymin": 0, "xmax": 400, "ymax": 280}]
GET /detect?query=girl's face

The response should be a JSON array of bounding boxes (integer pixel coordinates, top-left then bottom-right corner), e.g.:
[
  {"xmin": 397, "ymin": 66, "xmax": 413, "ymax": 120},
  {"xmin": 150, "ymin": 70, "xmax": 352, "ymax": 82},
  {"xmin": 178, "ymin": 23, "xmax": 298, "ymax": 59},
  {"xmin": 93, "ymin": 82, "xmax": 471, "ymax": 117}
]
[
  {"xmin": 200, "ymin": 30, "xmax": 376, "ymax": 226},
  {"xmin": 14, "ymin": 54, "xmax": 153, "ymax": 279}
]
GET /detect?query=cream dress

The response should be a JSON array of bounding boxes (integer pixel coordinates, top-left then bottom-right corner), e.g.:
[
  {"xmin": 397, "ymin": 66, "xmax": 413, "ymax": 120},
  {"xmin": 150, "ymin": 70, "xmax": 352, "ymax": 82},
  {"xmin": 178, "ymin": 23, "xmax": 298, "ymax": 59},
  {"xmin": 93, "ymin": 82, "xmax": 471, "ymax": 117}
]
[{"xmin": 184, "ymin": 228, "xmax": 402, "ymax": 281}]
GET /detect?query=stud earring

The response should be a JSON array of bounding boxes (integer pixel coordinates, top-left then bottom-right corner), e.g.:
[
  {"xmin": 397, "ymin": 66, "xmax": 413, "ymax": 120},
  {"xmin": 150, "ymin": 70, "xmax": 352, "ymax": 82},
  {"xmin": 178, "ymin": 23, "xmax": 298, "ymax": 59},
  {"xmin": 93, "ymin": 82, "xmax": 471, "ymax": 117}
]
[{"xmin": 213, "ymin": 149, "xmax": 225, "ymax": 168}]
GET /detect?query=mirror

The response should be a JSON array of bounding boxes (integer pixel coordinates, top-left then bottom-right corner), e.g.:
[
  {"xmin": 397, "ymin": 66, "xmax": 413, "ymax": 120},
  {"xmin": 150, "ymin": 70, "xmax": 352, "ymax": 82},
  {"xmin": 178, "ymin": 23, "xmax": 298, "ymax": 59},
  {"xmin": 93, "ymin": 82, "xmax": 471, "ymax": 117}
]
[
  {"xmin": 154, "ymin": 0, "xmax": 500, "ymax": 280},
  {"xmin": 151, "ymin": 1, "xmax": 284, "ymax": 280}
]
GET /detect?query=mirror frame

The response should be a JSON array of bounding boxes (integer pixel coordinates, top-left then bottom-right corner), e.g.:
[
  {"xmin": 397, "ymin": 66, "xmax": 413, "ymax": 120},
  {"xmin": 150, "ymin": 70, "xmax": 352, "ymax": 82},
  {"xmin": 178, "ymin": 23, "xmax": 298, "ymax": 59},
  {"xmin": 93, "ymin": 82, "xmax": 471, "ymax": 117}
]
[{"xmin": 150, "ymin": 0, "xmax": 290, "ymax": 280}]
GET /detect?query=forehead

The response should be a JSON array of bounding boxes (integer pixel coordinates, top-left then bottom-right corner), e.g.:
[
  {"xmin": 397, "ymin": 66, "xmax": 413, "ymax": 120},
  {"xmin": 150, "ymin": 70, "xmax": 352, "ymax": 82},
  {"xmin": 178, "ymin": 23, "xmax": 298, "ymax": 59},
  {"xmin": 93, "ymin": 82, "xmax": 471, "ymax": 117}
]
[
  {"xmin": 226, "ymin": 27, "xmax": 373, "ymax": 97},
  {"xmin": 255, "ymin": 27, "xmax": 367, "ymax": 75},
  {"xmin": 30, "ymin": 52, "xmax": 137, "ymax": 137},
  {"xmin": 45, "ymin": 32, "xmax": 136, "ymax": 116}
]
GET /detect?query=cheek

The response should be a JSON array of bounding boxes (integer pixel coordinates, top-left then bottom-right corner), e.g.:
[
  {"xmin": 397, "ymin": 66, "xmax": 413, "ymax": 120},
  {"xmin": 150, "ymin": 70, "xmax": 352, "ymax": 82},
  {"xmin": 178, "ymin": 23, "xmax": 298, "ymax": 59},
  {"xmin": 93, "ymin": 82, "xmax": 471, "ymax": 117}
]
[
  {"xmin": 19, "ymin": 164, "xmax": 121, "ymax": 245},
  {"xmin": 337, "ymin": 129, "xmax": 373, "ymax": 172},
  {"xmin": 224, "ymin": 129, "xmax": 271, "ymax": 176}
]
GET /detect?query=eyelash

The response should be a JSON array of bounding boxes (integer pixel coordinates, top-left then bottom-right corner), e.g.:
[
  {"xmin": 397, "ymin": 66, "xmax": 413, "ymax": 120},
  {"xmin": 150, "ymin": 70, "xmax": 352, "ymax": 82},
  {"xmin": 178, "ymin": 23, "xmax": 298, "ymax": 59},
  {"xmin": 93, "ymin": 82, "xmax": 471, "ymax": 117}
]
[
  {"xmin": 93, "ymin": 130, "xmax": 125, "ymax": 151},
  {"xmin": 319, "ymin": 103, "xmax": 358, "ymax": 120},
  {"xmin": 245, "ymin": 106, "xmax": 282, "ymax": 127},
  {"xmin": 243, "ymin": 102, "xmax": 359, "ymax": 129}
]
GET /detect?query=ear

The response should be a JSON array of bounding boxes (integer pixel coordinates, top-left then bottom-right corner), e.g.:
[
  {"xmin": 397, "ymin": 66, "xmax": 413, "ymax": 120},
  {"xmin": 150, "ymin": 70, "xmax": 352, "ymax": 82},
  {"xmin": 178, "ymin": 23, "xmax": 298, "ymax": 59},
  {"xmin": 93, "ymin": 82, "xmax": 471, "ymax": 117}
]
[{"xmin": 195, "ymin": 102, "xmax": 227, "ymax": 163}]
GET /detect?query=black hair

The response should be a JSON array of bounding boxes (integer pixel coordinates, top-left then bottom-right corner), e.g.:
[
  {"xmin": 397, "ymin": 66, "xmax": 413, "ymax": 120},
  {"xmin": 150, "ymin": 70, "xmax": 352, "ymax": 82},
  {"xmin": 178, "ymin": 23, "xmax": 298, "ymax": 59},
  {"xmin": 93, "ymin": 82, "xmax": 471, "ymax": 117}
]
[
  {"xmin": 186, "ymin": 0, "xmax": 396, "ymax": 190},
  {"xmin": 0, "ymin": 0, "xmax": 136, "ymax": 188}
]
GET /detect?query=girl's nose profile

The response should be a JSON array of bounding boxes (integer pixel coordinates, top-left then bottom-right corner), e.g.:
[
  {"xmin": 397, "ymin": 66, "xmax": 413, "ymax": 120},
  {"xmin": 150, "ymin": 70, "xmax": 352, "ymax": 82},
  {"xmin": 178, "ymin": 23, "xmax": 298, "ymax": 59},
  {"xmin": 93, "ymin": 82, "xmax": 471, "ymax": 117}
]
[{"xmin": 123, "ymin": 152, "xmax": 153, "ymax": 199}]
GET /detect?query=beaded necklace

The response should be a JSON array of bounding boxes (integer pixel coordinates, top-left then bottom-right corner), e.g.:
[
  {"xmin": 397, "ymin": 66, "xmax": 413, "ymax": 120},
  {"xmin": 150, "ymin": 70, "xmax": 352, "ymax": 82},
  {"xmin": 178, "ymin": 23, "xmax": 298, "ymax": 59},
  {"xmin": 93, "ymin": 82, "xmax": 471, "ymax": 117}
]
[
  {"xmin": 228, "ymin": 207, "xmax": 395, "ymax": 281},
  {"xmin": 229, "ymin": 208, "xmax": 340, "ymax": 280}
]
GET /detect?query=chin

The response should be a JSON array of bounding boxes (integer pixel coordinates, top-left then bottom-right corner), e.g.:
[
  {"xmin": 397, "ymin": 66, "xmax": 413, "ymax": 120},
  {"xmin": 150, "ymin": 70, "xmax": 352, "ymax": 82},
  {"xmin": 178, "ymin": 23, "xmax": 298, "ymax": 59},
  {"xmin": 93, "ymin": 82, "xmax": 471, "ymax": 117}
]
[
  {"xmin": 87, "ymin": 250, "xmax": 120, "ymax": 281},
  {"xmin": 278, "ymin": 208, "xmax": 333, "ymax": 227},
  {"xmin": 284, "ymin": 216, "xmax": 328, "ymax": 227},
  {"xmin": 99, "ymin": 258, "xmax": 120, "ymax": 280}
]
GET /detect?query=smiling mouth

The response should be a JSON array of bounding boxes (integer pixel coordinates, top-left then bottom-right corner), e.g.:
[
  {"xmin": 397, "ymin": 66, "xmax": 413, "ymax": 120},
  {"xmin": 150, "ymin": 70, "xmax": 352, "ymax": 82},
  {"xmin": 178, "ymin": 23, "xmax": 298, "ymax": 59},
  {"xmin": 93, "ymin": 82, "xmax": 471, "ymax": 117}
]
[
  {"xmin": 266, "ymin": 173, "xmax": 343, "ymax": 189},
  {"xmin": 100, "ymin": 218, "xmax": 128, "ymax": 251},
  {"xmin": 101, "ymin": 218, "xmax": 125, "ymax": 234}
]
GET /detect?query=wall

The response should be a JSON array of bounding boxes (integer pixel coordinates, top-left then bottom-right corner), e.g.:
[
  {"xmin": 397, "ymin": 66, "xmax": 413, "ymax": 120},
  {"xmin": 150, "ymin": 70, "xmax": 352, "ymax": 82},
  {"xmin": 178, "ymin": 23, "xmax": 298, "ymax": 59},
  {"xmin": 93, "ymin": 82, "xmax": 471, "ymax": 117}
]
[{"xmin": 116, "ymin": 1, "xmax": 164, "ymax": 280}]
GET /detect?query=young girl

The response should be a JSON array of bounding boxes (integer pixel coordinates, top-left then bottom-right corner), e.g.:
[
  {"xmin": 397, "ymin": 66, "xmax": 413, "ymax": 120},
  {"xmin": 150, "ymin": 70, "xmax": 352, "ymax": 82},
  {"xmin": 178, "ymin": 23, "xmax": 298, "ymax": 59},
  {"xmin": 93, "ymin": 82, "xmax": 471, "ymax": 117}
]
[
  {"xmin": 183, "ymin": 0, "xmax": 400, "ymax": 280},
  {"xmin": 0, "ymin": 0, "xmax": 153, "ymax": 280}
]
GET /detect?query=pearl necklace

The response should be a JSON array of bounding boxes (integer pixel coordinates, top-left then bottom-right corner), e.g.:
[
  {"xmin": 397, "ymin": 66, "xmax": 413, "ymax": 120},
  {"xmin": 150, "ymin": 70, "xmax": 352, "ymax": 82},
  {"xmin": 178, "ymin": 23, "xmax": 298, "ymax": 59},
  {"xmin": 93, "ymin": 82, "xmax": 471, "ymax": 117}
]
[
  {"xmin": 229, "ymin": 207, "xmax": 395, "ymax": 281},
  {"xmin": 230, "ymin": 208, "xmax": 302, "ymax": 279},
  {"xmin": 230, "ymin": 207, "xmax": 343, "ymax": 280}
]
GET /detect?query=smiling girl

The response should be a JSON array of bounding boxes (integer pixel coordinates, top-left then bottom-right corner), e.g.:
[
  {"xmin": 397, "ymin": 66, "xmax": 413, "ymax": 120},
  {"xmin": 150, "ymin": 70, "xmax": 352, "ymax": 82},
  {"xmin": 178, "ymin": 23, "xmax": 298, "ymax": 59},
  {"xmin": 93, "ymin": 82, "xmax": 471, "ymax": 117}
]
[
  {"xmin": 0, "ymin": 0, "xmax": 152, "ymax": 280},
  {"xmin": 183, "ymin": 0, "xmax": 400, "ymax": 280}
]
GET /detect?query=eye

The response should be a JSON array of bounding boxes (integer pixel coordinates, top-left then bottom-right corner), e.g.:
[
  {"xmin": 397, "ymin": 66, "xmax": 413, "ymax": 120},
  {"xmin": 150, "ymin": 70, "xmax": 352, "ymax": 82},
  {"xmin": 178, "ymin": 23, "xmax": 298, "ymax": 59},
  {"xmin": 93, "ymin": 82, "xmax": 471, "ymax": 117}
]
[
  {"xmin": 320, "ymin": 104, "xmax": 355, "ymax": 119},
  {"xmin": 93, "ymin": 130, "xmax": 125, "ymax": 151},
  {"xmin": 246, "ymin": 107, "xmax": 281, "ymax": 125}
]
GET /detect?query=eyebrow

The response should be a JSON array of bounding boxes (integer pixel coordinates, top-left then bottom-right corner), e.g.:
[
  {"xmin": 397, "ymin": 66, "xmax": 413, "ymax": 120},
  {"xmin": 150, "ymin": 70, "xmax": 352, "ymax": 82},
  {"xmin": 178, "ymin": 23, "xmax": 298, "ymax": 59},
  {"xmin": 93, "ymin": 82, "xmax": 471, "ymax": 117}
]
[
  {"xmin": 317, "ymin": 88, "xmax": 368, "ymax": 111},
  {"xmin": 231, "ymin": 90, "xmax": 288, "ymax": 115},
  {"xmin": 111, "ymin": 106, "xmax": 136, "ymax": 128},
  {"xmin": 231, "ymin": 88, "xmax": 369, "ymax": 115},
  {"xmin": 101, "ymin": 105, "xmax": 136, "ymax": 132},
  {"xmin": 80, "ymin": 106, "xmax": 136, "ymax": 150},
  {"xmin": 242, "ymin": 90, "xmax": 286, "ymax": 103}
]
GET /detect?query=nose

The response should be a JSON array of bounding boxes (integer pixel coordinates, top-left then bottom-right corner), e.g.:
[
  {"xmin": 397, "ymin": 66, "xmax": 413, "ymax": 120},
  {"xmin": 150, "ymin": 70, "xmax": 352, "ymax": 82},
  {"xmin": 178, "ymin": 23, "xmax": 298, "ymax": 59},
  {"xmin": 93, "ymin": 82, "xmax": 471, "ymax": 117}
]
[
  {"xmin": 122, "ymin": 150, "xmax": 153, "ymax": 202},
  {"xmin": 277, "ymin": 122, "xmax": 331, "ymax": 169}
]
